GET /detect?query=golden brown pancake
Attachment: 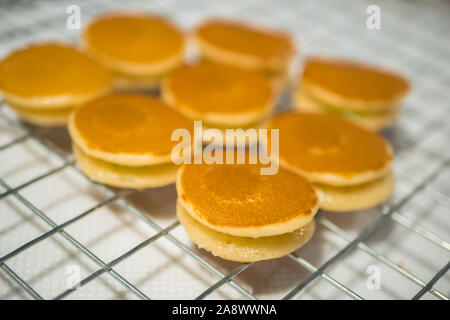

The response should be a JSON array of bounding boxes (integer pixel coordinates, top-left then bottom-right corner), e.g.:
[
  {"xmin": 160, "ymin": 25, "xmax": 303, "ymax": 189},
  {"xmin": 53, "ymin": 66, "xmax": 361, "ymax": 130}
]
[
  {"xmin": 176, "ymin": 161, "xmax": 319, "ymax": 238},
  {"xmin": 270, "ymin": 112, "xmax": 395, "ymax": 212},
  {"xmin": 177, "ymin": 201, "xmax": 315, "ymax": 262},
  {"xmin": 294, "ymin": 86, "xmax": 399, "ymax": 131},
  {"xmin": 194, "ymin": 19, "xmax": 295, "ymax": 72},
  {"xmin": 315, "ymin": 170, "xmax": 395, "ymax": 212},
  {"xmin": 0, "ymin": 42, "xmax": 112, "ymax": 126},
  {"xmin": 69, "ymin": 93, "xmax": 193, "ymax": 167},
  {"xmin": 82, "ymin": 12, "xmax": 185, "ymax": 89},
  {"xmin": 300, "ymin": 57, "xmax": 410, "ymax": 111},
  {"xmin": 162, "ymin": 61, "xmax": 277, "ymax": 127},
  {"xmin": 112, "ymin": 71, "xmax": 162, "ymax": 91},
  {"xmin": 271, "ymin": 112, "xmax": 393, "ymax": 186}
]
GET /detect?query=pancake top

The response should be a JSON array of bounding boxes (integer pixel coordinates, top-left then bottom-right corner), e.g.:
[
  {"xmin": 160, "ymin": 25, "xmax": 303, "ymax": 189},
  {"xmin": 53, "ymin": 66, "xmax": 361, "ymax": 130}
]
[
  {"xmin": 177, "ymin": 162, "xmax": 318, "ymax": 229},
  {"xmin": 0, "ymin": 42, "xmax": 111, "ymax": 98},
  {"xmin": 71, "ymin": 94, "xmax": 193, "ymax": 158},
  {"xmin": 303, "ymin": 57, "xmax": 410, "ymax": 102},
  {"xmin": 271, "ymin": 113, "xmax": 392, "ymax": 181},
  {"xmin": 164, "ymin": 62, "xmax": 274, "ymax": 115},
  {"xmin": 195, "ymin": 19, "xmax": 295, "ymax": 67},
  {"xmin": 83, "ymin": 13, "xmax": 184, "ymax": 64}
]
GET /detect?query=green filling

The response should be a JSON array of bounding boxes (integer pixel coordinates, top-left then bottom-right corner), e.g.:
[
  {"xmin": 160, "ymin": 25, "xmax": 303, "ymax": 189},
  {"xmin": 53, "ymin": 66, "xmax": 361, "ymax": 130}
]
[
  {"xmin": 319, "ymin": 101, "xmax": 368, "ymax": 118},
  {"xmin": 106, "ymin": 160, "xmax": 175, "ymax": 174},
  {"xmin": 304, "ymin": 89, "xmax": 391, "ymax": 119}
]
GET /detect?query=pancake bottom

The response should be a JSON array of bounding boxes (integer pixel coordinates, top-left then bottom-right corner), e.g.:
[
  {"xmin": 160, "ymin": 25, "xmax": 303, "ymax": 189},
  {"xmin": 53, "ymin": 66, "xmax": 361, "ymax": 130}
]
[
  {"xmin": 73, "ymin": 144, "xmax": 179, "ymax": 189},
  {"xmin": 177, "ymin": 201, "xmax": 315, "ymax": 262},
  {"xmin": 8, "ymin": 103, "xmax": 72, "ymax": 126},
  {"xmin": 315, "ymin": 171, "xmax": 395, "ymax": 212},
  {"xmin": 294, "ymin": 88, "xmax": 398, "ymax": 131}
]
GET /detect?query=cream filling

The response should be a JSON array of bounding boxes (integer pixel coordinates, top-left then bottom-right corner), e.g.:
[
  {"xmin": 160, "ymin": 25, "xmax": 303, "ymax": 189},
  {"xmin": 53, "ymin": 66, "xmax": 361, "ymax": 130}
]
[{"xmin": 73, "ymin": 143, "xmax": 179, "ymax": 189}]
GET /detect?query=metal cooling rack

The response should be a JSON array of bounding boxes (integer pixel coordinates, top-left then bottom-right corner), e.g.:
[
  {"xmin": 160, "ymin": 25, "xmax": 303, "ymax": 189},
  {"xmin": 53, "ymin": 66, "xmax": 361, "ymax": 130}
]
[{"xmin": 0, "ymin": 0, "xmax": 449, "ymax": 300}]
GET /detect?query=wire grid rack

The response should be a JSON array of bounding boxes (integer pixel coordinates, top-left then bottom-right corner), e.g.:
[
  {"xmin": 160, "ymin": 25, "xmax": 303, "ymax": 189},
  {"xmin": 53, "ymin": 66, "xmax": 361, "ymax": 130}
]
[{"xmin": 0, "ymin": 0, "xmax": 449, "ymax": 300}]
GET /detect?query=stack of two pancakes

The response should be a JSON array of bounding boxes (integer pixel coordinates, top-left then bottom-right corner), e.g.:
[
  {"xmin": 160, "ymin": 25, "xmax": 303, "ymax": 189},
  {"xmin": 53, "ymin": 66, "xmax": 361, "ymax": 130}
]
[
  {"xmin": 294, "ymin": 57, "xmax": 410, "ymax": 131},
  {"xmin": 82, "ymin": 12, "xmax": 186, "ymax": 91},
  {"xmin": 176, "ymin": 161, "xmax": 319, "ymax": 262},
  {"xmin": 193, "ymin": 19, "xmax": 296, "ymax": 89},
  {"xmin": 271, "ymin": 113, "xmax": 395, "ymax": 213},
  {"xmin": 0, "ymin": 43, "xmax": 112, "ymax": 126},
  {"xmin": 69, "ymin": 94, "xmax": 192, "ymax": 189},
  {"xmin": 161, "ymin": 61, "xmax": 277, "ymax": 139}
]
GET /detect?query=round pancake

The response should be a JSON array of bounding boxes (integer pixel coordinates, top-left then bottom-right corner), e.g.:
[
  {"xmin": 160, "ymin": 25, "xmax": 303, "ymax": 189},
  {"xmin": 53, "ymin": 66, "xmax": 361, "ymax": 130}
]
[
  {"xmin": 194, "ymin": 19, "xmax": 295, "ymax": 71},
  {"xmin": 176, "ymin": 162, "xmax": 319, "ymax": 238},
  {"xmin": 302, "ymin": 57, "xmax": 410, "ymax": 111},
  {"xmin": 74, "ymin": 144, "xmax": 179, "ymax": 189},
  {"xmin": 315, "ymin": 170, "xmax": 395, "ymax": 212},
  {"xmin": 294, "ymin": 87, "xmax": 398, "ymax": 131},
  {"xmin": 162, "ymin": 62, "xmax": 277, "ymax": 127},
  {"xmin": 177, "ymin": 201, "xmax": 315, "ymax": 262},
  {"xmin": 270, "ymin": 112, "xmax": 393, "ymax": 186},
  {"xmin": 69, "ymin": 93, "xmax": 193, "ymax": 166},
  {"xmin": 8, "ymin": 104, "xmax": 72, "ymax": 127},
  {"xmin": 0, "ymin": 42, "xmax": 112, "ymax": 109},
  {"xmin": 82, "ymin": 12, "xmax": 185, "ymax": 76}
]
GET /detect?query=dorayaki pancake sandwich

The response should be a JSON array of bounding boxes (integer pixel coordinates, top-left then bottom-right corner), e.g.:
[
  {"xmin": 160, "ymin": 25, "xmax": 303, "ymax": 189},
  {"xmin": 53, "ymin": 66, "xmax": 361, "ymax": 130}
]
[
  {"xmin": 294, "ymin": 57, "xmax": 410, "ymax": 130},
  {"xmin": 69, "ymin": 93, "xmax": 193, "ymax": 189},
  {"xmin": 0, "ymin": 42, "xmax": 112, "ymax": 126},
  {"xmin": 82, "ymin": 12, "xmax": 185, "ymax": 91},
  {"xmin": 176, "ymin": 160, "xmax": 319, "ymax": 262},
  {"xmin": 270, "ymin": 112, "xmax": 395, "ymax": 212},
  {"xmin": 162, "ymin": 61, "xmax": 277, "ymax": 144},
  {"xmin": 193, "ymin": 19, "xmax": 296, "ymax": 89}
]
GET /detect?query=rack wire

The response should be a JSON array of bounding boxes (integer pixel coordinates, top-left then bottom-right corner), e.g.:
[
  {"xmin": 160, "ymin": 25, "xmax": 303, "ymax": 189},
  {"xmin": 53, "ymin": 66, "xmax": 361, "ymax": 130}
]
[{"xmin": 0, "ymin": 0, "xmax": 449, "ymax": 300}]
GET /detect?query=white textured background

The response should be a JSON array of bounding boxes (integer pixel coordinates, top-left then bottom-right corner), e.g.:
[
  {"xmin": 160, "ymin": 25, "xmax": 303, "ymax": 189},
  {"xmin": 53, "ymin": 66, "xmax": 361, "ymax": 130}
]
[{"xmin": 0, "ymin": 0, "xmax": 449, "ymax": 300}]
